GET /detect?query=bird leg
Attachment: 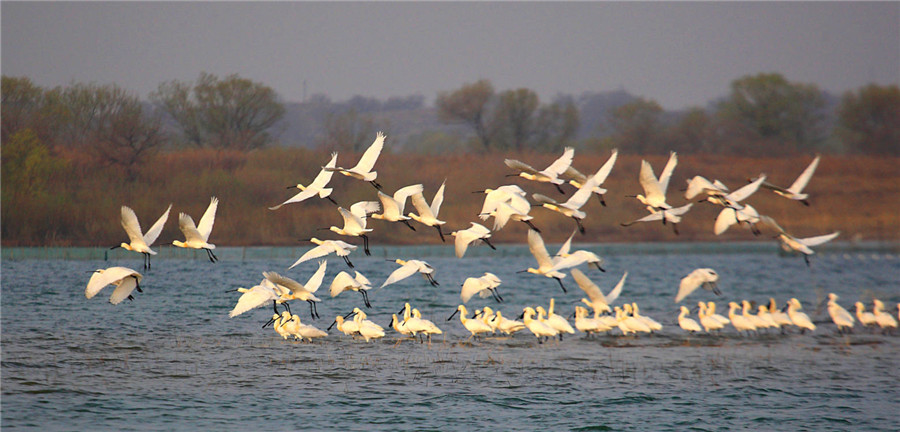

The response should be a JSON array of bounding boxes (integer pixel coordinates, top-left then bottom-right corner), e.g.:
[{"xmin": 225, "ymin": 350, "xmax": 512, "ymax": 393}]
[
  {"xmin": 803, "ymin": 254, "xmax": 810, "ymax": 267},
  {"xmin": 554, "ymin": 277, "xmax": 567, "ymax": 293},
  {"xmin": 483, "ymin": 238, "xmax": 497, "ymax": 250},
  {"xmin": 133, "ymin": 277, "xmax": 143, "ymax": 293},
  {"xmin": 362, "ymin": 235, "xmax": 371, "ymax": 256},
  {"xmin": 574, "ymin": 218, "xmax": 586, "ymax": 235},
  {"xmin": 523, "ymin": 220, "xmax": 541, "ymax": 233},
  {"xmin": 490, "ymin": 288, "xmax": 503, "ymax": 303},
  {"xmin": 593, "ymin": 262, "xmax": 606, "ymax": 272},
  {"xmin": 327, "ymin": 196, "xmax": 339, "ymax": 206},
  {"xmin": 426, "ymin": 273, "xmax": 440, "ymax": 286},
  {"xmin": 555, "ymin": 183, "xmax": 566, "ymax": 194},
  {"xmin": 206, "ymin": 248, "xmax": 219, "ymax": 263},
  {"xmin": 402, "ymin": 220, "xmax": 417, "ymax": 231},
  {"xmin": 672, "ymin": 223, "xmax": 680, "ymax": 236},
  {"xmin": 435, "ymin": 226, "xmax": 446, "ymax": 243},
  {"xmin": 597, "ymin": 194, "xmax": 607, "ymax": 207},
  {"xmin": 342, "ymin": 255, "xmax": 355, "ymax": 268},
  {"xmin": 370, "ymin": 180, "xmax": 383, "ymax": 191},
  {"xmin": 308, "ymin": 300, "xmax": 319, "ymax": 319},
  {"xmin": 360, "ymin": 289, "xmax": 372, "ymax": 308}
]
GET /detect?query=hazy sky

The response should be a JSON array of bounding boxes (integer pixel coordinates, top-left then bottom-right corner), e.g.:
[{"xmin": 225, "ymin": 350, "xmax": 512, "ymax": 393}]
[{"xmin": 2, "ymin": 2, "xmax": 898, "ymax": 109}]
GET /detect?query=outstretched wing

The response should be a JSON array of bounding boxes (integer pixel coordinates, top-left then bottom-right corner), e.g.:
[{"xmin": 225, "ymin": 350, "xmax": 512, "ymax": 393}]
[
  {"xmin": 527, "ymin": 229, "xmax": 553, "ymax": 268},
  {"xmin": 505, "ymin": 159, "xmax": 539, "ymax": 175},
  {"xmin": 178, "ymin": 213, "xmax": 204, "ymax": 243},
  {"xmin": 605, "ymin": 271, "xmax": 628, "ymax": 304},
  {"xmin": 787, "ymin": 155, "xmax": 820, "ymax": 194},
  {"xmin": 570, "ymin": 268, "xmax": 605, "ymax": 304},
  {"xmin": 143, "ymin": 204, "xmax": 173, "ymax": 246},
  {"xmin": 543, "ymin": 147, "xmax": 575, "ymax": 177},
  {"xmin": 120, "ymin": 206, "xmax": 145, "ymax": 245},
  {"xmin": 351, "ymin": 131, "xmax": 385, "ymax": 173},
  {"xmin": 638, "ymin": 160, "xmax": 665, "ymax": 202},
  {"xmin": 329, "ymin": 271, "xmax": 357, "ymax": 297},
  {"xmin": 381, "ymin": 262, "xmax": 419, "ymax": 288},
  {"xmin": 289, "ymin": 244, "xmax": 331, "ymax": 270},
  {"xmin": 430, "ymin": 180, "xmax": 446, "ymax": 216},
  {"xmin": 302, "ymin": 260, "xmax": 328, "ymax": 293},
  {"xmin": 726, "ymin": 175, "xmax": 765, "ymax": 203},
  {"xmin": 196, "ymin": 197, "xmax": 218, "ymax": 240},
  {"xmin": 658, "ymin": 151, "xmax": 678, "ymax": 195},
  {"xmin": 229, "ymin": 284, "xmax": 277, "ymax": 317},
  {"xmin": 108, "ymin": 277, "xmax": 139, "ymax": 305},
  {"xmin": 799, "ymin": 231, "xmax": 839, "ymax": 248}
]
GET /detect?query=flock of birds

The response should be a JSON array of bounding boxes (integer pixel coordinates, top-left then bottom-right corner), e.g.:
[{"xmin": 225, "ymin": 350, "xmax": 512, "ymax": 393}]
[{"xmin": 85, "ymin": 131, "xmax": 898, "ymax": 344}]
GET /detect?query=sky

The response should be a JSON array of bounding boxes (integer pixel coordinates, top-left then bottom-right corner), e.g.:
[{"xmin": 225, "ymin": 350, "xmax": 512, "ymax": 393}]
[{"xmin": 2, "ymin": 1, "xmax": 898, "ymax": 110}]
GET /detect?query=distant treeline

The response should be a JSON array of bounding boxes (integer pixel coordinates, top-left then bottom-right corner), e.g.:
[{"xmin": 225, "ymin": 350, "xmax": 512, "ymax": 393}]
[{"xmin": 2, "ymin": 72, "xmax": 899, "ymax": 247}]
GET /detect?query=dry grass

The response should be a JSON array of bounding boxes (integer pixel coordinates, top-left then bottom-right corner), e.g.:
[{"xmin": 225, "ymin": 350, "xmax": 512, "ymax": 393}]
[{"xmin": 3, "ymin": 148, "xmax": 898, "ymax": 246}]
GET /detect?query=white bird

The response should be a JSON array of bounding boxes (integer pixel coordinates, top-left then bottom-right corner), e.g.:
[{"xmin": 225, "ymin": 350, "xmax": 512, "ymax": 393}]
[
  {"xmin": 630, "ymin": 303, "xmax": 663, "ymax": 332},
  {"xmin": 520, "ymin": 307, "xmax": 559, "ymax": 342},
  {"xmin": 615, "ymin": 305, "xmax": 652, "ymax": 335},
  {"xmin": 777, "ymin": 230, "xmax": 840, "ymax": 267},
  {"xmin": 675, "ymin": 268, "xmax": 720, "ymax": 303},
  {"xmin": 621, "ymin": 203, "xmax": 694, "ymax": 235},
  {"xmin": 290, "ymin": 237, "xmax": 358, "ymax": 269},
  {"xmin": 532, "ymin": 167, "xmax": 603, "ymax": 234},
  {"xmin": 714, "ymin": 204, "xmax": 765, "ymax": 236},
  {"xmin": 539, "ymin": 299, "xmax": 576, "ymax": 339},
  {"xmin": 678, "ymin": 306, "xmax": 703, "ymax": 333},
  {"xmin": 352, "ymin": 308, "xmax": 386, "ymax": 342},
  {"xmin": 460, "ymin": 272, "xmax": 503, "ymax": 303},
  {"xmin": 111, "ymin": 204, "xmax": 172, "ymax": 270},
  {"xmin": 448, "ymin": 305, "xmax": 493, "ymax": 340},
  {"xmin": 550, "ymin": 230, "xmax": 606, "ymax": 272},
  {"xmin": 571, "ymin": 269, "xmax": 627, "ymax": 315},
  {"xmin": 826, "ymin": 293, "xmax": 855, "ymax": 333},
  {"xmin": 270, "ymin": 152, "xmax": 339, "ymax": 209},
  {"xmin": 408, "ymin": 180, "xmax": 447, "ymax": 242},
  {"xmin": 519, "ymin": 229, "xmax": 568, "ymax": 293},
  {"xmin": 491, "ymin": 311, "xmax": 526, "ymax": 335},
  {"xmin": 264, "ymin": 312, "xmax": 293, "ymax": 340},
  {"xmin": 755, "ymin": 155, "xmax": 820, "ymax": 205},
  {"xmin": 85, "ymin": 266, "xmax": 143, "ymax": 305},
  {"xmin": 504, "ymin": 147, "xmax": 575, "ymax": 194},
  {"xmin": 329, "ymin": 270, "xmax": 373, "ymax": 308},
  {"xmin": 562, "ymin": 148, "xmax": 618, "ymax": 206},
  {"xmin": 686, "ymin": 175, "xmax": 766, "ymax": 210},
  {"xmin": 574, "ymin": 306, "xmax": 608, "ymax": 336},
  {"xmin": 728, "ymin": 301, "xmax": 757, "ymax": 335},
  {"xmin": 451, "ymin": 222, "xmax": 496, "ymax": 258},
  {"xmin": 288, "ymin": 313, "xmax": 328, "ymax": 341},
  {"xmin": 854, "ymin": 301, "xmax": 878, "ymax": 329},
  {"xmin": 707, "ymin": 302, "xmax": 731, "ymax": 327},
  {"xmin": 409, "ymin": 308, "xmax": 443, "ymax": 342},
  {"xmin": 787, "ymin": 298, "xmax": 816, "ymax": 333},
  {"xmin": 389, "ymin": 314, "xmax": 414, "ymax": 337},
  {"xmin": 872, "ymin": 299, "xmax": 898, "ymax": 331},
  {"xmin": 371, "ymin": 184, "xmax": 424, "ymax": 231},
  {"xmin": 325, "ymin": 131, "xmax": 386, "ymax": 190},
  {"xmin": 331, "ymin": 314, "xmax": 360, "ymax": 338},
  {"xmin": 742, "ymin": 300, "xmax": 769, "ymax": 331},
  {"xmin": 228, "ymin": 279, "xmax": 279, "ymax": 318},
  {"xmin": 263, "ymin": 261, "xmax": 328, "ymax": 319},
  {"xmin": 173, "ymin": 196, "xmax": 219, "ymax": 262},
  {"xmin": 631, "ymin": 152, "xmax": 678, "ymax": 212},
  {"xmin": 697, "ymin": 302, "xmax": 725, "ymax": 332},
  {"xmin": 756, "ymin": 305, "xmax": 780, "ymax": 330},
  {"xmin": 477, "ymin": 185, "xmax": 539, "ymax": 232},
  {"xmin": 381, "ymin": 259, "xmax": 439, "ymax": 288},
  {"xmin": 326, "ymin": 200, "xmax": 381, "ymax": 256},
  {"xmin": 767, "ymin": 299, "xmax": 793, "ymax": 330}
]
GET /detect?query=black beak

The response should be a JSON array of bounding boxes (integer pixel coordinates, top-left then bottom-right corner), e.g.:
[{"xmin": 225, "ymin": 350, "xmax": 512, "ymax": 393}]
[{"xmin": 447, "ymin": 309, "xmax": 459, "ymax": 321}]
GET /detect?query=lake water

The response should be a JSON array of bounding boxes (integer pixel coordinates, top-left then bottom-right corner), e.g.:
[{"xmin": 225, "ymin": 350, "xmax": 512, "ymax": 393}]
[{"xmin": 2, "ymin": 243, "xmax": 899, "ymax": 430}]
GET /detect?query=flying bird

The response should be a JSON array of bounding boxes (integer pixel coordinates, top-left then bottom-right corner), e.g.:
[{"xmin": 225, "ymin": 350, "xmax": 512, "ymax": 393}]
[
  {"xmin": 325, "ymin": 131, "xmax": 386, "ymax": 190},
  {"xmin": 675, "ymin": 268, "xmax": 720, "ymax": 303},
  {"xmin": 85, "ymin": 266, "xmax": 144, "ymax": 305},
  {"xmin": 270, "ymin": 152, "xmax": 339, "ymax": 209},
  {"xmin": 173, "ymin": 196, "xmax": 219, "ymax": 262},
  {"xmin": 504, "ymin": 147, "xmax": 575, "ymax": 194},
  {"xmin": 754, "ymin": 155, "xmax": 820, "ymax": 205},
  {"xmin": 111, "ymin": 204, "xmax": 172, "ymax": 270},
  {"xmin": 408, "ymin": 180, "xmax": 447, "ymax": 242}
]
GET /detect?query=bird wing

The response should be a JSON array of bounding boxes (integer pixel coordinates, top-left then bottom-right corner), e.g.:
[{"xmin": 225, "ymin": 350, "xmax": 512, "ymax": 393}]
[
  {"xmin": 542, "ymin": 147, "xmax": 575, "ymax": 177},
  {"xmin": 349, "ymin": 201, "xmax": 380, "ymax": 219},
  {"xmin": 638, "ymin": 160, "xmax": 665, "ymax": 202},
  {"xmin": 593, "ymin": 149, "xmax": 619, "ymax": 185},
  {"xmin": 527, "ymin": 229, "xmax": 554, "ymax": 268},
  {"xmin": 570, "ymin": 269, "xmax": 605, "ymax": 304},
  {"xmin": 460, "ymin": 277, "xmax": 484, "ymax": 303},
  {"xmin": 309, "ymin": 153, "xmax": 338, "ymax": 189},
  {"xmin": 504, "ymin": 159, "xmax": 539, "ymax": 175},
  {"xmin": 684, "ymin": 176, "xmax": 718, "ymax": 200},
  {"xmin": 119, "ymin": 206, "xmax": 145, "ymax": 245},
  {"xmin": 289, "ymin": 244, "xmax": 331, "ymax": 270},
  {"xmin": 605, "ymin": 272, "xmax": 628, "ymax": 304},
  {"xmin": 381, "ymin": 262, "xmax": 419, "ymax": 288},
  {"xmin": 108, "ymin": 276, "xmax": 139, "ymax": 305},
  {"xmin": 329, "ymin": 271, "xmax": 356, "ymax": 297},
  {"xmin": 676, "ymin": 269, "xmax": 705, "ymax": 303},
  {"xmin": 667, "ymin": 203, "xmax": 694, "ymax": 216},
  {"xmin": 229, "ymin": 284, "xmax": 277, "ymax": 317},
  {"xmin": 531, "ymin": 193, "xmax": 559, "ymax": 206},
  {"xmin": 142, "ymin": 204, "xmax": 172, "ymax": 246},
  {"xmin": 269, "ymin": 187, "xmax": 318, "ymax": 210},
  {"xmin": 392, "ymin": 184, "xmax": 425, "ymax": 214},
  {"xmin": 562, "ymin": 165, "xmax": 587, "ymax": 183},
  {"xmin": 303, "ymin": 261, "xmax": 328, "ymax": 293},
  {"xmin": 263, "ymin": 271, "xmax": 307, "ymax": 295},
  {"xmin": 85, "ymin": 267, "xmax": 141, "ymax": 299},
  {"xmin": 453, "ymin": 228, "xmax": 476, "ymax": 258},
  {"xmin": 409, "ymin": 192, "xmax": 435, "ymax": 220},
  {"xmin": 726, "ymin": 175, "xmax": 765, "ymax": 203},
  {"xmin": 563, "ymin": 172, "xmax": 600, "ymax": 209},
  {"xmin": 621, "ymin": 210, "xmax": 664, "ymax": 226},
  {"xmin": 178, "ymin": 213, "xmax": 204, "ymax": 243},
  {"xmin": 195, "ymin": 197, "xmax": 218, "ymax": 240},
  {"xmin": 714, "ymin": 208, "xmax": 738, "ymax": 235},
  {"xmin": 557, "ymin": 230, "xmax": 577, "ymax": 257},
  {"xmin": 430, "ymin": 180, "xmax": 446, "ymax": 216},
  {"xmin": 353, "ymin": 271, "xmax": 372, "ymax": 288},
  {"xmin": 658, "ymin": 151, "xmax": 678, "ymax": 194},
  {"xmin": 787, "ymin": 155, "xmax": 820, "ymax": 194},
  {"xmin": 351, "ymin": 131, "xmax": 385, "ymax": 173},
  {"xmin": 799, "ymin": 231, "xmax": 839, "ymax": 248}
]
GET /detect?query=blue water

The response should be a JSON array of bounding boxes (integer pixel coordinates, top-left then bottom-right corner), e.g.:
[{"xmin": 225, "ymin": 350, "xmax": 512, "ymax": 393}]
[{"xmin": 2, "ymin": 244, "xmax": 899, "ymax": 431}]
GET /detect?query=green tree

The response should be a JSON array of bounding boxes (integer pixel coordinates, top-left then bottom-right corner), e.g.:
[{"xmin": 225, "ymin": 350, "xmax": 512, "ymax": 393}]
[
  {"xmin": 151, "ymin": 73, "xmax": 285, "ymax": 150},
  {"xmin": 836, "ymin": 84, "xmax": 900, "ymax": 155},
  {"xmin": 435, "ymin": 80, "xmax": 495, "ymax": 151},
  {"xmin": 716, "ymin": 73, "xmax": 826, "ymax": 152},
  {"xmin": 606, "ymin": 97, "xmax": 665, "ymax": 154},
  {"xmin": 2, "ymin": 76, "xmax": 46, "ymax": 143}
]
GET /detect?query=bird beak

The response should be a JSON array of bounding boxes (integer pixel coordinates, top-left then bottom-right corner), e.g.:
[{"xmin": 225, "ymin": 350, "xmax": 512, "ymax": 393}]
[
  {"xmin": 447, "ymin": 309, "xmax": 459, "ymax": 321},
  {"xmin": 326, "ymin": 320, "xmax": 337, "ymax": 330},
  {"xmin": 262, "ymin": 317, "xmax": 276, "ymax": 328}
]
